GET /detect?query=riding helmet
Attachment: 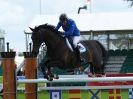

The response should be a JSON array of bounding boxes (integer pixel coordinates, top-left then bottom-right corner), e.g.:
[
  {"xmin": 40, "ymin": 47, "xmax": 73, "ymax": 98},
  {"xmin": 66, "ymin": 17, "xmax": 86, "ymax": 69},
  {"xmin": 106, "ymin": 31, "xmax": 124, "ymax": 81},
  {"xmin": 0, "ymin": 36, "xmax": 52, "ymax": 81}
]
[{"xmin": 59, "ymin": 13, "xmax": 68, "ymax": 22}]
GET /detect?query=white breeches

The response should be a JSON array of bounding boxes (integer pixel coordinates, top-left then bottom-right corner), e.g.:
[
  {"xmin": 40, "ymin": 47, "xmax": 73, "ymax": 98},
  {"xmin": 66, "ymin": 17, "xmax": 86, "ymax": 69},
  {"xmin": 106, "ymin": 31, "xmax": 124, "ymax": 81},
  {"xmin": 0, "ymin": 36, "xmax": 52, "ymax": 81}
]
[{"xmin": 73, "ymin": 36, "xmax": 80, "ymax": 48}]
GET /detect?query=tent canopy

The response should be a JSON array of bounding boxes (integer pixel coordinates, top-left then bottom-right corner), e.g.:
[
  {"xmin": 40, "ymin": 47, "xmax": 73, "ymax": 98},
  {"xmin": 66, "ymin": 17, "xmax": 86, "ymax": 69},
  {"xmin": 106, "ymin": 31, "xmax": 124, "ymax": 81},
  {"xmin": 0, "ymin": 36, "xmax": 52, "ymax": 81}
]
[{"xmin": 25, "ymin": 12, "xmax": 133, "ymax": 33}]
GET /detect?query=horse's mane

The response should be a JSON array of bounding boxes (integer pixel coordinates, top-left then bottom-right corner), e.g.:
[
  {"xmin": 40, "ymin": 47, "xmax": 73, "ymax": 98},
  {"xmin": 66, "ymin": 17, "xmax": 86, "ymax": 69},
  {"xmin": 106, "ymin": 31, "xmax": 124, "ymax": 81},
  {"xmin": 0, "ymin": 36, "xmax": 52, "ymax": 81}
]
[{"xmin": 34, "ymin": 24, "xmax": 63, "ymax": 37}]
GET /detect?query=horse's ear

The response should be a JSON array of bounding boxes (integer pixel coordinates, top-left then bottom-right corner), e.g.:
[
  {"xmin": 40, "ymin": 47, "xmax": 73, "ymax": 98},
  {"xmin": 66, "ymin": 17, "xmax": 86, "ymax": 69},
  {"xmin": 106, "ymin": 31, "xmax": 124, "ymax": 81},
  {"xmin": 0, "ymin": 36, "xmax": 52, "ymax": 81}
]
[{"xmin": 29, "ymin": 27, "xmax": 34, "ymax": 32}]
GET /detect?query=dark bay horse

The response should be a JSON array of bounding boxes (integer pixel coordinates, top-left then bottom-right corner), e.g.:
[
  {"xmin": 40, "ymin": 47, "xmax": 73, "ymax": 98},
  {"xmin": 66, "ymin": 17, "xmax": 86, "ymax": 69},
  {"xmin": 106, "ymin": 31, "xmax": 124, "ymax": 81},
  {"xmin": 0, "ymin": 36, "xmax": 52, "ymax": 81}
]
[{"xmin": 30, "ymin": 24, "xmax": 107, "ymax": 79}]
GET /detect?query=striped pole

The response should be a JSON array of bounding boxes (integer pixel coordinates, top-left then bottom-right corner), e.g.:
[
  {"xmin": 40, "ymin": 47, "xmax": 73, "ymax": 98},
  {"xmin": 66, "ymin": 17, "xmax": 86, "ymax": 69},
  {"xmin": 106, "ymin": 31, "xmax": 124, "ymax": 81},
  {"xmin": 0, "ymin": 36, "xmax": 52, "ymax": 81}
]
[{"xmin": 23, "ymin": 52, "xmax": 37, "ymax": 99}]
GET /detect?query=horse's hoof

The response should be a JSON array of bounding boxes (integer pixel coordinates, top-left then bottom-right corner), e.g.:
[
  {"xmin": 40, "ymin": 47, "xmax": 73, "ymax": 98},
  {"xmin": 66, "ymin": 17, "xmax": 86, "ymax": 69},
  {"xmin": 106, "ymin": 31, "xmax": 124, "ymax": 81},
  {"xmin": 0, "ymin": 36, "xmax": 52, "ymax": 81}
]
[
  {"xmin": 54, "ymin": 74, "xmax": 59, "ymax": 79},
  {"xmin": 88, "ymin": 73, "xmax": 94, "ymax": 77},
  {"xmin": 96, "ymin": 74, "xmax": 102, "ymax": 77},
  {"xmin": 48, "ymin": 75, "xmax": 53, "ymax": 81},
  {"xmin": 102, "ymin": 74, "xmax": 106, "ymax": 77}
]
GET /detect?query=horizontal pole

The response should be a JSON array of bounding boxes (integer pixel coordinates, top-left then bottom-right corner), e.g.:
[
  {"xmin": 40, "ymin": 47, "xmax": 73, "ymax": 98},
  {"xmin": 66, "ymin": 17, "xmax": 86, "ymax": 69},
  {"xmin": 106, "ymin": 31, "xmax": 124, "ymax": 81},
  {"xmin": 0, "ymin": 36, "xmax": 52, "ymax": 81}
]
[
  {"xmin": 17, "ymin": 75, "xmax": 89, "ymax": 79},
  {"xmin": 38, "ymin": 85, "xmax": 133, "ymax": 90},
  {"xmin": 59, "ymin": 75, "xmax": 88, "ymax": 78},
  {"xmin": 17, "ymin": 85, "xmax": 133, "ymax": 91},
  {"xmin": 17, "ymin": 77, "xmax": 133, "ymax": 84}
]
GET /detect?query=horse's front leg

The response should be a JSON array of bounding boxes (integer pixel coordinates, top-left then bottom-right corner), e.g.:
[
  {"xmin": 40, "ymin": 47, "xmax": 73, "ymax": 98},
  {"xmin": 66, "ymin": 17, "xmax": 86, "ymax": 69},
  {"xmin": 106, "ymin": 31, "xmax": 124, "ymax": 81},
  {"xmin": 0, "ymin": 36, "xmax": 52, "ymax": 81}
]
[
  {"xmin": 42, "ymin": 62, "xmax": 56, "ymax": 81},
  {"xmin": 47, "ymin": 66, "xmax": 54, "ymax": 77},
  {"xmin": 41, "ymin": 67, "xmax": 49, "ymax": 79},
  {"xmin": 46, "ymin": 62, "xmax": 59, "ymax": 80},
  {"xmin": 39, "ymin": 60, "xmax": 50, "ymax": 79}
]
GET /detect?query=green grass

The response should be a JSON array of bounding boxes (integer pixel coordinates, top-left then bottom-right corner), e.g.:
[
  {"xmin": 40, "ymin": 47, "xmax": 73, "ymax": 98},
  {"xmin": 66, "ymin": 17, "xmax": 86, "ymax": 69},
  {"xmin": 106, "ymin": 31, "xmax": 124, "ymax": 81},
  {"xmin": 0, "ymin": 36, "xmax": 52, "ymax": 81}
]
[
  {"xmin": 0, "ymin": 76, "xmax": 2, "ymax": 83},
  {"xmin": 17, "ymin": 83, "xmax": 46, "ymax": 88},
  {"xmin": 0, "ymin": 91, "xmax": 50, "ymax": 99},
  {"xmin": 17, "ymin": 91, "xmax": 49, "ymax": 99}
]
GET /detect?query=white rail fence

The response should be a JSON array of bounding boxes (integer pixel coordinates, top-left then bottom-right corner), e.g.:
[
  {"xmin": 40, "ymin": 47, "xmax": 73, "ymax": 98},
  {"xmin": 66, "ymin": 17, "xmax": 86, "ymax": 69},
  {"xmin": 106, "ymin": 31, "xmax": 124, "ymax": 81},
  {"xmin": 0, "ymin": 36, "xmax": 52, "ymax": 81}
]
[{"xmin": 17, "ymin": 75, "xmax": 133, "ymax": 90}]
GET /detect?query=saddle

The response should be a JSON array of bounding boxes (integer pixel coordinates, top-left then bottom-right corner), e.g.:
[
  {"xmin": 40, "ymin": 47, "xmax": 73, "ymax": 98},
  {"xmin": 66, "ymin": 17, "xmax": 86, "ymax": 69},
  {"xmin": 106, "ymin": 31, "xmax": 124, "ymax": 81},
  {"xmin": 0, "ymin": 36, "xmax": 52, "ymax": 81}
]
[
  {"xmin": 65, "ymin": 38, "xmax": 86, "ymax": 53},
  {"xmin": 65, "ymin": 38, "xmax": 87, "ymax": 63}
]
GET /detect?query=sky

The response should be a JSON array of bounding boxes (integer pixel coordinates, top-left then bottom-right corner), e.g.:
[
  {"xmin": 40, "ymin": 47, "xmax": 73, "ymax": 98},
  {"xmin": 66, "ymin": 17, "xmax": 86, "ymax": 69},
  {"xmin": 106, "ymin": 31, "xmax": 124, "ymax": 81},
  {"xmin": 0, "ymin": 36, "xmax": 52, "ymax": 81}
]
[{"xmin": 0, "ymin": 0, "xmax": 133, "ymax": 52}]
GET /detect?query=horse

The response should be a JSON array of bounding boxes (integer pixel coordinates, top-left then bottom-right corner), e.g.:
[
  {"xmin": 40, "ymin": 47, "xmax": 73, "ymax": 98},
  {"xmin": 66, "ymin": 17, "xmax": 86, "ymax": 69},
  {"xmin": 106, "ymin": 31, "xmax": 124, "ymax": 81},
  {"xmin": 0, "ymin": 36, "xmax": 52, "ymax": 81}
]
[{"xmin": 30, "ymin": 24, "xmax": 107, "ymax": 79}]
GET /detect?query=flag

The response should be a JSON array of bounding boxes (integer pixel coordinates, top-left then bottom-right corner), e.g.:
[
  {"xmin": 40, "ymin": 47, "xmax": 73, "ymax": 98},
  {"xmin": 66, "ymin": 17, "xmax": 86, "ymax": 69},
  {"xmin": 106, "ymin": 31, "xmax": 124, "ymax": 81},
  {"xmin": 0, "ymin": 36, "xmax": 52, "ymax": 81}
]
[
  {"xmin": 88, "ymin": 89, "xmax": 101, "ymax": 99},
  {"xmin": 109, "ymin": 89, "xmax": 121, "ymax": 99},
  {"xmin": 85, "ymin": 0, "xmax": 91, "ymax": 4},
  {"xmin": 69, "ymin": 89, "xmax": 81, "ymax": 99},
  {"xmin": 129, "ymin": 88, "xmax": 133, "ymax": 99},
  {"xmin": 87, "ymin": 0, "xmax": 91, "ymax": 2},
  {"xmin": 83, "ymin": 0, "xmax": 92, "ymax": 13},
  {"xmin": 50, "ymin": 90, "xmax": 62, "ymax": 99}
]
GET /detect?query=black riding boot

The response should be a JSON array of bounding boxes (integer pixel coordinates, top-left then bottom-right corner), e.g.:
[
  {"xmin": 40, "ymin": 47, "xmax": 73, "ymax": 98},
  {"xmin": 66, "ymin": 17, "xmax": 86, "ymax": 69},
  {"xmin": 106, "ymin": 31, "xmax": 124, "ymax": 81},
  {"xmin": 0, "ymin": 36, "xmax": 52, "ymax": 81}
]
[{"xmin": 74, "ymin": 47, "xmax": 81, "ymax": 62}]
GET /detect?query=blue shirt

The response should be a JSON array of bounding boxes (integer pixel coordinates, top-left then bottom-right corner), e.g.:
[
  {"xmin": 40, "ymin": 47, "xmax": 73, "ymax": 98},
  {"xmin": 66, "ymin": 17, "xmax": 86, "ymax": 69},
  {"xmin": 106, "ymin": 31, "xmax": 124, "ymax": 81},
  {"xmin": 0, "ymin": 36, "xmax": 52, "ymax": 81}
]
[{"xmin": 55, "ymin": 19, "xmax": 80, "ymax": 37}]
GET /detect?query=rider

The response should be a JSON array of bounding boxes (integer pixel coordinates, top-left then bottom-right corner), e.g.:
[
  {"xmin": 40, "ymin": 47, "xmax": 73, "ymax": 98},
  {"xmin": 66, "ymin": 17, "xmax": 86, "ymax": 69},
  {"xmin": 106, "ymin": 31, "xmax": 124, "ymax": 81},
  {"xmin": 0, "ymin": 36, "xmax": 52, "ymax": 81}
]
[{"xmin": 55, "ymin": 13, "xmax": 81, "ymax": 61}]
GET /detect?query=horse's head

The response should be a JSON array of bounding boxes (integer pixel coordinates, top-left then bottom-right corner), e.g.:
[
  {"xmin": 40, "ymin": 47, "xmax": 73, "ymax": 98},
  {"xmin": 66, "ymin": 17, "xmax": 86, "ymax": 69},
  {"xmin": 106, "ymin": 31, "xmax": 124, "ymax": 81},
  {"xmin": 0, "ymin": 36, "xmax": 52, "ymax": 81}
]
[
  {"xmin": 30, "ymin": 27, "xmax": 43, "ymax": 56},
  {"xmin": 30, "ymin": 24, "xmax": 64, "ymax": 56}
]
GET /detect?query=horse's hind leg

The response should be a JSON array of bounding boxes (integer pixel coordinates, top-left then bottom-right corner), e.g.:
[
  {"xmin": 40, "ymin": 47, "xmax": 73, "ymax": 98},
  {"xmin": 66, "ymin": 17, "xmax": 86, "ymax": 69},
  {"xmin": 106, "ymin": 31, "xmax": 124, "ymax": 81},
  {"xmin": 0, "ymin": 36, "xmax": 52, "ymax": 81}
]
[
  {"xmin": 100, "ymin": 64, "xmax": 105, "ymax": 75},
  {"xmin": 89, "ymin": 63, "xmax": 96, "ymax": 76},
  {"xmin": 89, "ymin": 63, "xmax": 103, "ymax": 77},
  {"xmin": 93, "ymin": 65, "xmax": 105, "ymax": 77},
  {"xmin": 90, "ymin": 64, "xmax": 94, "ymax": 74}
]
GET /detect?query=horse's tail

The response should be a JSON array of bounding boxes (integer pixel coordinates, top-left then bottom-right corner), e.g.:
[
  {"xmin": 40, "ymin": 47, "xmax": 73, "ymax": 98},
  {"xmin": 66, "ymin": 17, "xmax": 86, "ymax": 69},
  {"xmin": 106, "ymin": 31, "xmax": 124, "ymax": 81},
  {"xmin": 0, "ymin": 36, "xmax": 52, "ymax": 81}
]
[{"xmin": 96, "ymin": 41, "xmax": 107, "ymax": 58}]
